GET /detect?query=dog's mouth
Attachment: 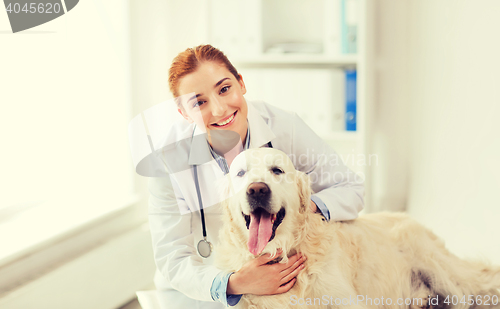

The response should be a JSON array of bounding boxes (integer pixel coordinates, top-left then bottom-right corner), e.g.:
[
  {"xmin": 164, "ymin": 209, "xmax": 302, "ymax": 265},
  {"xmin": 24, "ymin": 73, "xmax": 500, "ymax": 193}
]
[{"xmin": 242, "ymin": 207, "xmax": 286, "ymax": 255}]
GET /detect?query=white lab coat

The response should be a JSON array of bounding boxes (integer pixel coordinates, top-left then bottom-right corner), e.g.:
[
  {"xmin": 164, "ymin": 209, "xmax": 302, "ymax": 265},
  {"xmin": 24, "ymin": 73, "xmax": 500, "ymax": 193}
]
[{"xmin": 148, "ymin": 100, "xmax": 364, "ymax": 308}]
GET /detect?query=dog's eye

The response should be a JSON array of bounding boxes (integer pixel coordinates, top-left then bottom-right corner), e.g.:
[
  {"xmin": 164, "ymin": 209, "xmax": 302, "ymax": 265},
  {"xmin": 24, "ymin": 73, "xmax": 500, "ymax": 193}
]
[
  {"xmin": 236, "ymin": 170, "xmax": 246, "ymax": 177},
  {"xmin": 271, "ymin": 167, "xmax": 284, "ymax": 175}
]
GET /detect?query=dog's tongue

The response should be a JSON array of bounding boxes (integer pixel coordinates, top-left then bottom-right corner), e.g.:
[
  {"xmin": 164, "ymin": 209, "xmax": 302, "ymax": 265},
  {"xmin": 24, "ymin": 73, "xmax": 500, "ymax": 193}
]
[{"xmin": 248, "ymin": 211, "xmax": 273, "ymax": 255}]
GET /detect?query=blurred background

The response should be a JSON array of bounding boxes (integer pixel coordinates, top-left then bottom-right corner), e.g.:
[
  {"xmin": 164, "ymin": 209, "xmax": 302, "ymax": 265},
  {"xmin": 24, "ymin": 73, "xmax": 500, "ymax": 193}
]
[{"xmin": 1, "ymin": 0, "xmax": 499, "ymax": 308}]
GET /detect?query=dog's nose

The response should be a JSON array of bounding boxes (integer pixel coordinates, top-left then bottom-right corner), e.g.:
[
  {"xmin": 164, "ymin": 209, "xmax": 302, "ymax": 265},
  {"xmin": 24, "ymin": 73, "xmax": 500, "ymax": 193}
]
[{"xmin": 247, "ymin": 182, "xmax": 270, "ymax": 198}]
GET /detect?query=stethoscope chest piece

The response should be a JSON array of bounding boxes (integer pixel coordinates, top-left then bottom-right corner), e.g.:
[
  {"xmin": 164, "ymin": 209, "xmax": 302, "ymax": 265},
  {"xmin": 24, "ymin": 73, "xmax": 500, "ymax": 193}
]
[{"xmin": 197, "ymin": 237, "xmax": 213, "ymax": 258}]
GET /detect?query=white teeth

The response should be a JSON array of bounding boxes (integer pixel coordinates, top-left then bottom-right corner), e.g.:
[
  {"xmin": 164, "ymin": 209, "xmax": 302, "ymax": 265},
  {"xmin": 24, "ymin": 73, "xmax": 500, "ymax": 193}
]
[{"xmin": 216, "ymin": 113, "xmax": 235, "ymax": 126}]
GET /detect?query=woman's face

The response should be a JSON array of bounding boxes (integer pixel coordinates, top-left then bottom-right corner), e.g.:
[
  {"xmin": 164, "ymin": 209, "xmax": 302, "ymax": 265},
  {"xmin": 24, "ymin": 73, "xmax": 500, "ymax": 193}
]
[{"xmin": 177, "ymin": 61, "xmax": 248, "ymax": 145}]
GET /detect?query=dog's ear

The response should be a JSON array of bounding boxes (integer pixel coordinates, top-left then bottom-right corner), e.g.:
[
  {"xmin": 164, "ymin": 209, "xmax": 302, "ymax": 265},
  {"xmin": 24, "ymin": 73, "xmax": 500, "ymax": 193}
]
[{"xmin": 296, "ymin": 171, "xmax": 312, "ymax": 214}]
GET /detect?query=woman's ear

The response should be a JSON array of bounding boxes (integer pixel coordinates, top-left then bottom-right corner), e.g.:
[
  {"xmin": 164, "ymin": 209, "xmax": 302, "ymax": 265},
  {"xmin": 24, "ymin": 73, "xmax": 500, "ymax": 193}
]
[
  {"xmin": 238, "ymin": 74, "xmax": 247, "ymax": 95},
  {"xmin": 296, "ymin": 171, "xmax": 312, "ymax": 214}
]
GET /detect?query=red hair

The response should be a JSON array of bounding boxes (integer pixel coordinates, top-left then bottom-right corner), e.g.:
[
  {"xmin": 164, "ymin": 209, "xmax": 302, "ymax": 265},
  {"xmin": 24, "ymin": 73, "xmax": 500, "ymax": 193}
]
[{"xmin": 168, "ymin": 44, "xmax": 240, "ymax": 99}]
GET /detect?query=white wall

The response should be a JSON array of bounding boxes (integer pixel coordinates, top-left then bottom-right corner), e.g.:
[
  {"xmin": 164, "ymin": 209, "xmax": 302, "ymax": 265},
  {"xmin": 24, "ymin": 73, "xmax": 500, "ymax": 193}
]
[
  {"xmin": 0, "ymin": 0, "xmax": 133, "ymax": 208},
  {"xmin": 0, "ymin": 1, "xmax": 156, "ymax": 307},
  {"xmin": 371, "ymin": 0, "xmax": 410, "ymax": 212},
  {"xmin": 376, "ymin": 0, "xmax": 500, "ymax": 263}
]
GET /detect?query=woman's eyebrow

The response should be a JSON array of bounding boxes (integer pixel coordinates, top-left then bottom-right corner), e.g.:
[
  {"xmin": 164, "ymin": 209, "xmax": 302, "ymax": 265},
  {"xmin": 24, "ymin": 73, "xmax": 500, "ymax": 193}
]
[
  {"xmin": 186, "ymin": 78, "xmax": 230, "ymax": 104},
  {"xmin": 214, "ymin": 77, "xmax": 230, "ymax": 88},
  {"xmin": 186, "ymin": 94, "xmax": 202, "ymax": 106}
]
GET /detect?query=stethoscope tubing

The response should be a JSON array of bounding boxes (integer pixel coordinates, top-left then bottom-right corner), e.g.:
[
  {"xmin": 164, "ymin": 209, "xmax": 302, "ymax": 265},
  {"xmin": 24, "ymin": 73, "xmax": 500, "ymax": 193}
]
[
  {"xmin": 193, "ymin": 140, "xmax": 273, "ymax": 258},
  {"xmin": 193, "ymin": 164, "xmax": 207, "ymax": 239}
]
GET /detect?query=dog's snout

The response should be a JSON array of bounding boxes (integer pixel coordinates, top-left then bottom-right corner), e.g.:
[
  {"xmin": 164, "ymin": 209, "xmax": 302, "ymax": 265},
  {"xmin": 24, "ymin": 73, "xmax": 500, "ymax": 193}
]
[{"xmin": 247, "ymin": 182, "xmax": 270, "ymax": 198}]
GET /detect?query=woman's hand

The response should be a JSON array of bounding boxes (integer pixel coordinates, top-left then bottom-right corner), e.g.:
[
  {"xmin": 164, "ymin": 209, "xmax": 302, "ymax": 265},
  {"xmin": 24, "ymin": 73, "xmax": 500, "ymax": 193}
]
[{"xmin": 227, "ymin": 250, "xmax": 307, "ymax": 296}]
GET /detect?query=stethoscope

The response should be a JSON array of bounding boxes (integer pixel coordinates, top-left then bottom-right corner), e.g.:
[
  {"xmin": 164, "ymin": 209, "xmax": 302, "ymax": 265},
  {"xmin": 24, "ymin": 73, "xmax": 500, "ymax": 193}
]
[
  {"xmin": 194, "ymin": 140, "xmax": 273, "ymax": 258},
  {"xmin": 194, "ymin": 164, "xmax": 213, "ymax": 258}
]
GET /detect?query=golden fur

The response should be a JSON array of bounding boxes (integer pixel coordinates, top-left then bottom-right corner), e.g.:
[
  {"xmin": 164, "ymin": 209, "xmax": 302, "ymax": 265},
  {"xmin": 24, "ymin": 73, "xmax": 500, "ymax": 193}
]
[{"xmin": 216, "ymin": 148, "xmax": 500, "ymax": 309}]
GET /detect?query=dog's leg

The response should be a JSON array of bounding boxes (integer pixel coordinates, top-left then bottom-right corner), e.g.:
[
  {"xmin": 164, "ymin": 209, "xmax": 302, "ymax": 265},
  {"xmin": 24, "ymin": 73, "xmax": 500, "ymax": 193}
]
[
  {"xmin": 410, "ymin": 270, "xmax": 434, "ymax": 309},
  {"xmin": 411, "ymin": 265, "xmax": 500, "ymax": 309}
]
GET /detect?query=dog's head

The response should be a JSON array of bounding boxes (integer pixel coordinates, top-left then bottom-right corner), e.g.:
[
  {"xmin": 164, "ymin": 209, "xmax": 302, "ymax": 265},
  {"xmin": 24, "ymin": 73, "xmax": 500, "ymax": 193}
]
[{"xmin": 220, "ymin": 148, "xmax": 311, "ymax": 256}]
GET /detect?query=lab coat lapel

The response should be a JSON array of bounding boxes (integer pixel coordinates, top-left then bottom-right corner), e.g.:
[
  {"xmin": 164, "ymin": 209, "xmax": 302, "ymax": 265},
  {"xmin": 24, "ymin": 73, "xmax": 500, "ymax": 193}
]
[
  {"xmin": 247, "ymin": 101, "xmax": 276, "ymax": 148},
  {"xmin": 185, "ymin": 125, "xmax": 225, "ymax": 212}
]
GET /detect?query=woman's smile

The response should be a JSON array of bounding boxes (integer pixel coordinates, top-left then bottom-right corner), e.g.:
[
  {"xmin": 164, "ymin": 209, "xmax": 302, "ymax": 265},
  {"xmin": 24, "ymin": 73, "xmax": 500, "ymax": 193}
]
[{"xmin": 212, "ymin": 110, "xmax": 237, "ymax": 128}]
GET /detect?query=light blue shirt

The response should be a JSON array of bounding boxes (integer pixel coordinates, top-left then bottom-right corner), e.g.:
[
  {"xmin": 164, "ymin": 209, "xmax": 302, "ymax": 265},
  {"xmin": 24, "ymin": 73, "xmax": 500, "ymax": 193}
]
[{"xmin": 208, "ymin": 126, "xmax": 330, "ymax": 307}]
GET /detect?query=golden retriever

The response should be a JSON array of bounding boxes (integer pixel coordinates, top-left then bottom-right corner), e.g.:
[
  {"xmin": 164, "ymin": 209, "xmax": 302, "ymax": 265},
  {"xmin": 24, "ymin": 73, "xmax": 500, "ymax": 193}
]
[{"xmin": 215, "ymin": 148, "xmax": 500, "ymax": 309}]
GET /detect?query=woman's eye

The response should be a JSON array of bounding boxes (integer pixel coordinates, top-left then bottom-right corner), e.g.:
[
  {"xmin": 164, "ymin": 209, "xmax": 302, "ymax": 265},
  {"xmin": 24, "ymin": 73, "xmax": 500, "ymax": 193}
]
[
  {"xmin": 220, "ymin": 86, "xmax": 230, "ymax": 94},
  {"xmin": 271, "ymin": 167, "xmax": 284, "ymax": 175},
  {"xmin": 193, "ymin": 100, "xmax": 205, "ymax": 108},
  {"xmin": 236, "ymin": 170, "xmax": 246, "ymax": 177}
]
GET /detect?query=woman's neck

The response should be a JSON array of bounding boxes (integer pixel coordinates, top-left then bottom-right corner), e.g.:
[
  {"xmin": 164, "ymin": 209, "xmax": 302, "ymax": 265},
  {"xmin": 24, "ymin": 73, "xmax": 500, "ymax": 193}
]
[
  {"xmin": 207, "ymin": 128, "xmax": 247, "ymax": 167},
  {"xmin": 222, "ymin": 141, "xmax": 243, "ymax": 167}
]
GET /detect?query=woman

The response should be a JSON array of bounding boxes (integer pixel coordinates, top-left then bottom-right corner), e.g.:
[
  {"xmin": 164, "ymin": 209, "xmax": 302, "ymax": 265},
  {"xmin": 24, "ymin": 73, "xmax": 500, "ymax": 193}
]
[{"xmin": 148, "ymin": 44, "xmax": 364, "ymax": 308}]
